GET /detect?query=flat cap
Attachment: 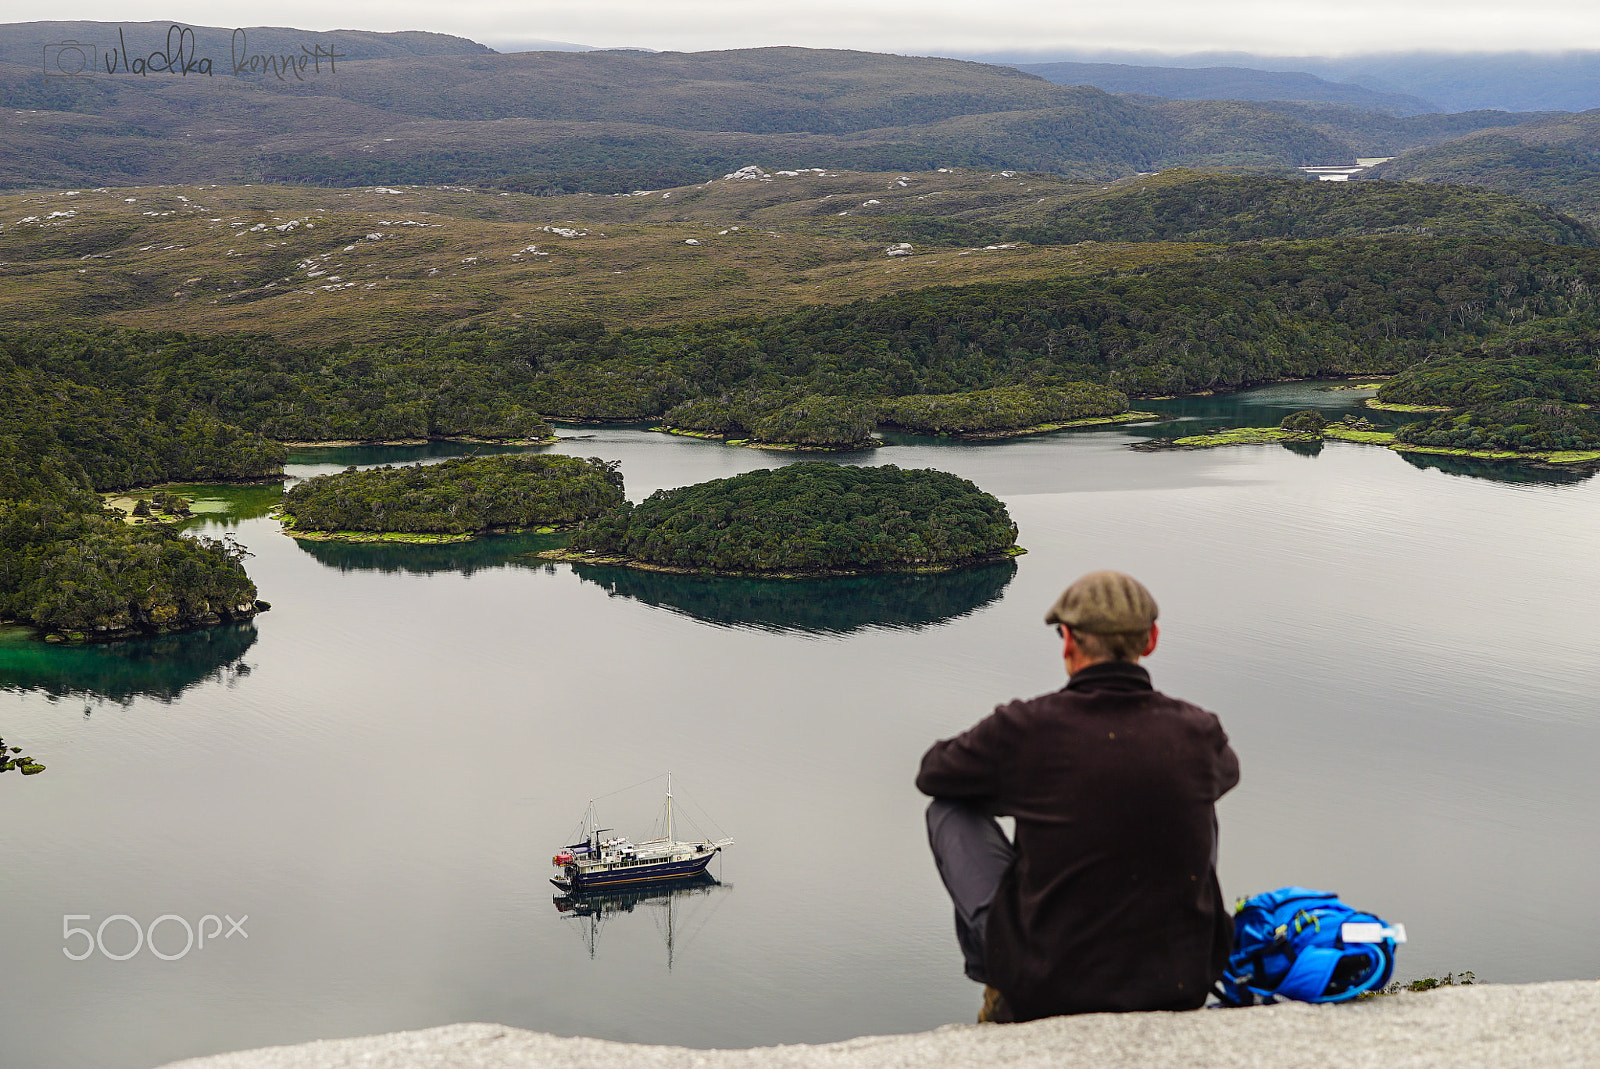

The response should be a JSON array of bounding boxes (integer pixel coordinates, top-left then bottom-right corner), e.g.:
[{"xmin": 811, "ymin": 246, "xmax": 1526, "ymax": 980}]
[{"xmin": 1044, "ymin": 570, "xmax": 1159, "ymax": 633}]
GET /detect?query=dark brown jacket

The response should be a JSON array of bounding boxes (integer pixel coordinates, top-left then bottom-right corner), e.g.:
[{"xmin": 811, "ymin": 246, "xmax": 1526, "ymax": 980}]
[{"xmin": 916, "ymin": 660, "xmax": 1240, "ymax": 1021}]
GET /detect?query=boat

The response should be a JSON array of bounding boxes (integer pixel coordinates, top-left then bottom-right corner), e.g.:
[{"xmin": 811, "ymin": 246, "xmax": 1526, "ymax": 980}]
[{"xmin": 550, "ymin": 774, "xmax": 733, "ymax": 892}]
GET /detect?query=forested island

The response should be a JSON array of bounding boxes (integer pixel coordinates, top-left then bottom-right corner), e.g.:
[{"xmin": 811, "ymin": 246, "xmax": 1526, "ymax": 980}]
[
  {"xmin": 544, "ymin": 464, "xmax": 1020, "ymax": 576},
  {"xmin": 659, "ymin": 394, "xmax": 879, "ymax": 450},
  {"xmin": 280, "ymin": 454, "xmax": 626, "ymax": 541},
  {"xmin": 1142, "ymin": 406, "xmax": 1600, "ymax": 467}
]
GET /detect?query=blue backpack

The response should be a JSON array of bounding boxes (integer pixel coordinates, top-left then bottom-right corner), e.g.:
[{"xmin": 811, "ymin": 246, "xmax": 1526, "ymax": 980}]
[{"xmin": 1218, "ymin": 887, "xmax": 1405, "ymax": 1006}]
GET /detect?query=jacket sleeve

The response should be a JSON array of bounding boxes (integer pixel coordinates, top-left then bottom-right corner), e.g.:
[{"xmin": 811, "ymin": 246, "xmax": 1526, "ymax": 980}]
[
  {"xmin": 1212, "ymin": 717, "xmax": 1241, "ymax": 800},
  {"xmin": 915, "ymin": 702, "xmax": 1018, "ymax": 802}
]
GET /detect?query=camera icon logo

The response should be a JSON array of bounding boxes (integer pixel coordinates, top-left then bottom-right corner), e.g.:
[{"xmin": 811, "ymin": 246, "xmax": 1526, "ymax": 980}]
[{"xmin": 43, "ymin": 40, "xmax": 97, "ymax": 78}]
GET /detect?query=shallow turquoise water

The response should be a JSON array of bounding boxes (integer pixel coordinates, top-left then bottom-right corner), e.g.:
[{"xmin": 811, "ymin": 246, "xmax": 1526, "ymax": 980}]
[{"xmin": 3, "ymin": 383, "xmax": 1598, "ymax": 1068}]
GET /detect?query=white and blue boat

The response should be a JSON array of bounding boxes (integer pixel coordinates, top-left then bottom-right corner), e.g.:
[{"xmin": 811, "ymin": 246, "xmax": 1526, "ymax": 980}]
[{"xmin": 551, "ymin": 776, "xmax": 733, "ymax": 893}]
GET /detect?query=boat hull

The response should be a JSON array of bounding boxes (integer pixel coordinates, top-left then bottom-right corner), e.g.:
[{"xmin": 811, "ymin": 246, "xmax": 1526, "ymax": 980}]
[{"xmin": 551, "ymin": 850, "xmax": 718, "ymax": 892}]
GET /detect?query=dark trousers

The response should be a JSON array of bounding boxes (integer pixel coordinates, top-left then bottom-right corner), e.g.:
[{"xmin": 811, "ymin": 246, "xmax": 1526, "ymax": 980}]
[{"xmin": 925, "ymin": 799, "xmax": 1015, "ymax": 985}]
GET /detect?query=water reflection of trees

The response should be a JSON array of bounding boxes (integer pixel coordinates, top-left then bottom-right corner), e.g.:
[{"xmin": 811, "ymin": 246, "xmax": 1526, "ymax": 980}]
[
  {"xmin": 553, "ymin": 873, "xmax": 728, "ymax": 966},
  {"xmin": 572, "ymin": 560, "xmax": 1017, "ymax": 635},
  {"xmin": 1279, "ymin": 438, "xmax": 1324, "ymax": 458},
  {"xmin": 0, "ymin": 623, "xmax": 258, "ymax": 703},
  {"xmin": 291, "ymin": 531, "xmax": 566, "ymax": 576},
  {"xmin": 1399, "ymin": 452, "xmax": 1596, "ymax": 486}
]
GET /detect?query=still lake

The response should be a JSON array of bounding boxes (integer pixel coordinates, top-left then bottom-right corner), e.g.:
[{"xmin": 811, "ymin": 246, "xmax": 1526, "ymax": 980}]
[{"xmin": 3, "ymin": 383, "xmax": 1599, "ymax": 1068}]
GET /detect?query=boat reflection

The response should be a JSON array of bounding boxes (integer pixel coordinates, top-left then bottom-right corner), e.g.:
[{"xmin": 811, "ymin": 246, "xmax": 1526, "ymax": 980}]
[
  {"xmin": 553, "ymin": 872, "xmax": 730, "ymax": 967},
  {"xmin": 570, "ymin": 559, "xmax": 1016, "ymax": 635},
  {"xmin": 0, "ymin": 623, "xmax": 259, "ymax": 703}
]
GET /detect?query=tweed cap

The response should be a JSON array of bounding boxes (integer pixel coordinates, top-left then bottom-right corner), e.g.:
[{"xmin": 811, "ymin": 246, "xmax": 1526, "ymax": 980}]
[{"xmin": 1044, "ymin": 571, "xmax": 1159, "ymax": 633}]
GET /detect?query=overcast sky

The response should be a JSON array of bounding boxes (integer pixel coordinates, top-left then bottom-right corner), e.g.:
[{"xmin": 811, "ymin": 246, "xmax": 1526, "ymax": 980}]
[{"xmin": 21, "ymin": 0, "xmax": 1600, "ymax": 56}]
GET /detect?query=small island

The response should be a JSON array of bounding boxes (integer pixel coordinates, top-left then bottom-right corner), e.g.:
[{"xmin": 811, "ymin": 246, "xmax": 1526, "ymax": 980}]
[
  {"xmin": 1136, "ymin": 405, "xmax": 1600, "ymax": 467},
  {"xmin": 279, "ymin": 453, "xmax": 626, "ymax": 542},
  {"xmin": 659, "ymin": 394, "xmax": 879, "ymax": 451},
  {"xmin": 541, "ymin": 463, "xmax": 1022, "ymax": 576}
]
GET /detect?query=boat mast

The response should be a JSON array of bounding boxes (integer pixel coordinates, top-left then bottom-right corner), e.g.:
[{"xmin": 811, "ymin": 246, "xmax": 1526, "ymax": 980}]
[{"xmin": 666, "ymin": 772, "xmax": 674, "ymax": 846}]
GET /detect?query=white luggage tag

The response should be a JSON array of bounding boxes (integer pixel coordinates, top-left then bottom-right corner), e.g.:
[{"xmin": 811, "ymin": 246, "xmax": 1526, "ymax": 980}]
[{"xmin": 1341, "ymin": 921, "xmax": 1407, "ymax": 944}]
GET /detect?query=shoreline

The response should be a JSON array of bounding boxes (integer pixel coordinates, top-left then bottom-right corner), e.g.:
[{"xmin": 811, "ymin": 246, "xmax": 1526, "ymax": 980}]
[
  {"xmin": 279, "ymin": 435, "xmax": 560, "ymax": 448},
  {"xmin": 276, "ymin": 516, "xmax": 574, "ymax": 544},
  {"xmin": 924, "ymin": 410, "xmax": 1161, "ymax": 441},
  {"xmin": 652, "ymin": 427, "xmax": 883, "ymax": 452},
  {"xmin": 535, "ymin": 545, "xmax": 1026, "ymax": 579},
  {"xmin": 1135, "ymin": 425, "xmax": 1600, "ymax": 468},
  {"xmin": 19, "ymin": 601, "xmax": 271, "ymax": 646}
]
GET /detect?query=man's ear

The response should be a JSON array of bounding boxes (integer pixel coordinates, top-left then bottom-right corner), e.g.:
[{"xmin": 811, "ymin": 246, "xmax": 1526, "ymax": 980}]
[{"xmin": 1142, "ymin": 622, "xmax": 1160, "ymax": 657}]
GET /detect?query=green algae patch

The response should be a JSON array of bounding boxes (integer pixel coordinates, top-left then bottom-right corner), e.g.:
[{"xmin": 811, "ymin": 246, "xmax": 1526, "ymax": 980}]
[
  {"xmin": 1324, "ymin": 426, "xmax": 1398, "ymax": 445},
  {"xmin": 1152, "ymin": 420, "xmax": 1600, "ymax": 467},
  {"xmin": 654, "ymin": 426, "xmax": 880, "ymax": 451},
  {"xmin": 950, "ymin": 411, "xmax": 1161, "ymax": 441},
  {"xmin": 1173, "ymin": 427, "xmax": 1301, "ymax": 447},
  {"xmin": 1390, "ymin": 444, "xmax": 1600, "ymax": 464},
  {"xmin": 1366, "ymin": 400, "xmax": 1453, "ymax": 413},
  {"xmin": 281, "ymin": 527, "xmax": 476, "ymax": 544}
]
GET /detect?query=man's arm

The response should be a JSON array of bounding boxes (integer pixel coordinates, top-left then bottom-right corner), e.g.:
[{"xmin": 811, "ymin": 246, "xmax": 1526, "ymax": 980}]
[
  {"xmin": 1213, "ymin": 718, "xmax": 1240, "ymax": 799},
  {"xmin": 915, "ymin": 703, "xmax": 1017, "ymax": 802}
]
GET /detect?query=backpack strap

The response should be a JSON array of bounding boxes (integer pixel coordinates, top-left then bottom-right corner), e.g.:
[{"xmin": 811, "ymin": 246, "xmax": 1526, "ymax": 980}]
[{"xmin": 1273, "ymin": 945, "xmax": 1344, "ymax": 1002}]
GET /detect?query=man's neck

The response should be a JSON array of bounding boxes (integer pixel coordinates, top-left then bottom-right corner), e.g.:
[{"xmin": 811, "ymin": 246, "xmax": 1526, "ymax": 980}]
[{"xmin": 1067, "ymin": 654, "xmax": 1139, "ymax": 676}]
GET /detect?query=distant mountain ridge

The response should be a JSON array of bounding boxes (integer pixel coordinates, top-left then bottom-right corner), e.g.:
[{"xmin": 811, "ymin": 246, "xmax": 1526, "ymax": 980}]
[
  {"xmin": 970, "ymin": 48, "xmax": 1600, "ymax": 114},
  {"xmin": 0, "ymin": 30, "xmax": 1568, "ymax": 190},
  {"xmin": 1015, "ymin": 61, "xmax": 1438, "ymax": 115}
]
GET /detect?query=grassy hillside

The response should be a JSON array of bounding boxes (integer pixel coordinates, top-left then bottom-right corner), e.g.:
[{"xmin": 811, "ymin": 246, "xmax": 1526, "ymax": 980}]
[{"xmin": 1, "ymin": 169, "xmax": 1585, "ymax": 341}]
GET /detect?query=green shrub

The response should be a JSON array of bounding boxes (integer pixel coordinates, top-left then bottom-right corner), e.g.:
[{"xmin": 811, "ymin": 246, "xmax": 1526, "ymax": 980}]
[{"xmin": 1280, "ymin": 409, "xmax": 1329, "ymax": 433}]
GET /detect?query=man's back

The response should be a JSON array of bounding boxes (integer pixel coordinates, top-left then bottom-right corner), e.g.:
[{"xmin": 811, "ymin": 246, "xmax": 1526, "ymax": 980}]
[{"xmin": 917, "ymin": 660, "xmax": 1239, "ymax": 1021}]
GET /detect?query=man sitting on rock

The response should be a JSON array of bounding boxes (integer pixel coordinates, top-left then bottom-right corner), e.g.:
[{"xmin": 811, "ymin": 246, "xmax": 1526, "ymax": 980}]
[{"xmin": 917, "ymin": 570, "xmax": 1240, "ymax": 1023}]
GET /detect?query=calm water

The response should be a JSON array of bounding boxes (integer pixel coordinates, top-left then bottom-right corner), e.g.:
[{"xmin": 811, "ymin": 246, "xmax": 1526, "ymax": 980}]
[{"xmin": 3, "ymin": 382, "xmax": 1599, "ymax": 1068}]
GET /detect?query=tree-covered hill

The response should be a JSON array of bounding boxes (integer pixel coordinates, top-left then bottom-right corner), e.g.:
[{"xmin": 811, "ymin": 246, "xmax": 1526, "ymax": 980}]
[
  {"xmin": 0, "ymin": 329, "xmax": 552, "ymax": 444},
  {"xmin": 1377, "ymin": 332, "xmax": 1600, "ymax": 409},
  {"xmin": 1009, "ymin": 171, "xmax": 1596, "ymax": 246},
  {"xmin": 1393, "ymin": 400, "xmax": 1600, "ymax": 453},
  {"xmin": 281, "ymin": 453, "xmax": 625, "ymax": 535},
  {"xmin": 517, "ymin": 237, "xmax": 1600, "ymax": 410},
  {"xmin": 1368, "ymin": 112, "xmax": 1600, "ymax": 222},
  {"xmin": 564, "ymin": 463, "xmax": 1018, "ymax": 575}
]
